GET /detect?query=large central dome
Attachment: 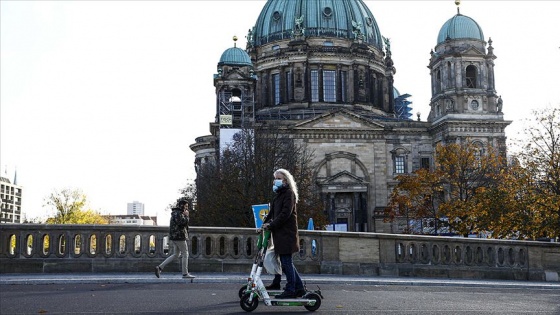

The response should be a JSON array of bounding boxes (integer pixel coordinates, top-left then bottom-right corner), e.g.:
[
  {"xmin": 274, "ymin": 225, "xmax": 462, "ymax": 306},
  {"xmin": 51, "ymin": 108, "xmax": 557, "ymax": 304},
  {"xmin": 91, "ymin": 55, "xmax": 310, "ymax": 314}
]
[{"xmin": 252, "ymin": 0, "xmax": 383, "ymax": 48}]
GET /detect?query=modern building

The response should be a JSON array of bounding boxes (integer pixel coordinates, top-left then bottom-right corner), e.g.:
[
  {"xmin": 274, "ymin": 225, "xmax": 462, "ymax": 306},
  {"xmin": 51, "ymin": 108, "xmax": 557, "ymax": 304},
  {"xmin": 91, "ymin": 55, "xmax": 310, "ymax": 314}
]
[
  {"xmin": 127, "ymin": 201, "xmax": 145, "ymax": 216},
  {"xmin": 103, "ymin": 201, "xmax": 155, "ymax": 225},
  {"xmin": 190, "ymin": 0, "xmax": 510, "ymax": 233},
  {"xmin": 0, "ymin": 174, "xmax": 23, "ymax": 224},
  {"xmin": 106, "ymin": 214, "xmax": 157, "ymax": 226}
]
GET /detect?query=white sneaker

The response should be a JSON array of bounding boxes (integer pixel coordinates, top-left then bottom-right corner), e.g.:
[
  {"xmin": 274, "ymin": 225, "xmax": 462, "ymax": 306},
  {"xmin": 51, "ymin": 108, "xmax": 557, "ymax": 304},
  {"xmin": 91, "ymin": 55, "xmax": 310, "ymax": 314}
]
[{"xmin": 182, "ymin": 273, "xmax": 195, "ymax": 279}]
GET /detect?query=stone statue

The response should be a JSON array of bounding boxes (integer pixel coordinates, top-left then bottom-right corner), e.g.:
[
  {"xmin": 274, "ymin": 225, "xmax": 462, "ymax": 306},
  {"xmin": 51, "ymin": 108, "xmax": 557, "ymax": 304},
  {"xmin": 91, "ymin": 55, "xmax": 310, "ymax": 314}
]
[
  {"xmin": 246, "ymin": 28, "xmax": 254, "ymax": 48},
  {"xmin": 382, "ymin": 36, "xmax": 392, "ymax": 57},
  {"xmin": 445, "ymin": 98, "xmax": 454, "ymax": 111},
  {"xmin": 292, "ymin": 15, "xmax": 305, "ymax": 37},
  {"xmin": 295, "ymin": 15, "xmax": 304, "ymax": 30},
  {"xmin": 497, "ymin": 95, "xmax": 503, "ymax": 112},
  {"xmin": 383, "ymin": 36, "xmax": 391, "ymax": 51},
  {"xmin": 352, "ymin": 20, "xmax": 364, "ymax": 41}
]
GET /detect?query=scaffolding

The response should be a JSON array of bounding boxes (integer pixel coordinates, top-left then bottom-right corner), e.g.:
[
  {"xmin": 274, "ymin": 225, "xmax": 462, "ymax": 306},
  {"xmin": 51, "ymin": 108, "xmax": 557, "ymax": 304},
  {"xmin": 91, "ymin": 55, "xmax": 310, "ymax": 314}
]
[{"xmin": 218, "ymin": 90, "xmax": 255, "ymax": 129}]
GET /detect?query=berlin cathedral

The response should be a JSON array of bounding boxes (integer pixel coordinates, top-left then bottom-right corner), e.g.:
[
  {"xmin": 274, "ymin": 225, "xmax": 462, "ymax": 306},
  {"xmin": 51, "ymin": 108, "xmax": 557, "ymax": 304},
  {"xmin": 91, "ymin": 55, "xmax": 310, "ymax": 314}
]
[{"xmin": 190, "ymin": 0, "xmax": 510, "ymax": 233}]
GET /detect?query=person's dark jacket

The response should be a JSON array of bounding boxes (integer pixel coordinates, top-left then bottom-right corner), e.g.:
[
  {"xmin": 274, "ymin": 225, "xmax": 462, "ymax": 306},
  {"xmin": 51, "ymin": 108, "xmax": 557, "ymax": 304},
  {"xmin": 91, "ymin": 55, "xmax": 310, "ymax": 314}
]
[
  {"xmin": 169, "ymin": 207, "xmax": 189, "ymax": 241},
  {"xmin": 264, "ymin": 185, "xmax": 299, "ymax": 255}
]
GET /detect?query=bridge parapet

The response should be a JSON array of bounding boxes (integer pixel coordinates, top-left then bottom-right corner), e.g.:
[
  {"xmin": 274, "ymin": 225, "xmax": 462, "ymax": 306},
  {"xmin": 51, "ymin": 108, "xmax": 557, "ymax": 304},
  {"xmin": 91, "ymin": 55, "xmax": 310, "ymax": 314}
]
[{"xmin": 0, "ymin": 224, "xmax": 558, "ymax": 281}]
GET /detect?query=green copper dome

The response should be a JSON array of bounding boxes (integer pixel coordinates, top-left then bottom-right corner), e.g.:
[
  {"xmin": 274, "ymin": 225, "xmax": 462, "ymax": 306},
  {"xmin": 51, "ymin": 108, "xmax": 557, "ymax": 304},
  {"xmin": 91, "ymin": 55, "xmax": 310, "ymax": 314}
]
[
  {"xmin": 252, "ymin": 0, "xmax": 383, "ymax": 48},
  {"xmin": 218, "ymin": 46, "xmax": 252, "ymax": 67},
  {"xmin": 437, "ymin": 13, "xmax": 484, "ymax": 44}
]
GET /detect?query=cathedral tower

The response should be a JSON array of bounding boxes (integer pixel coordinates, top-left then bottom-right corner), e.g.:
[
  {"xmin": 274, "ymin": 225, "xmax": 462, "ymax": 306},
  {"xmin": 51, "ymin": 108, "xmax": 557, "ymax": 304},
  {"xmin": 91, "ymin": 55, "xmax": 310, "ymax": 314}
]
[
  {"xmin": 427, "ymin": 1, "xmax": 510, "ymax": 149},
  {"xmin": 191, "ymin": 37, "xmax": 257, "ymax": 170}
]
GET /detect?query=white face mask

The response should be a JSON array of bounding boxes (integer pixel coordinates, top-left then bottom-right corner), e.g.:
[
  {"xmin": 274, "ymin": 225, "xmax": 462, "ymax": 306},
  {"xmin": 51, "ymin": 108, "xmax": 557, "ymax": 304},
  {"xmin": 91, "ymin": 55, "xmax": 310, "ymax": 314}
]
[{"xmin": 272, "ymin": 179, "xmax": 283, "ymax": 192}]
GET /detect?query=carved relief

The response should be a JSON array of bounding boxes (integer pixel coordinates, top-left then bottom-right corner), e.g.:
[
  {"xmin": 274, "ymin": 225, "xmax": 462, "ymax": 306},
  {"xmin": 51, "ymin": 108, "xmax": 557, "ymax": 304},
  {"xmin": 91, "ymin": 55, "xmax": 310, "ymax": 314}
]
[{"xmin": 445, "ymin": 99, "xmax": 454, "ymax": 112}]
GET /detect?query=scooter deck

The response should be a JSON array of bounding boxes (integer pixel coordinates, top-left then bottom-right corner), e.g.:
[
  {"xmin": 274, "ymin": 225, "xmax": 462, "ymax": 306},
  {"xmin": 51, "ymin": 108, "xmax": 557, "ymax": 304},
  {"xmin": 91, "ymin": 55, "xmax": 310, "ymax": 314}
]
[
  {"xmin": 268, "ymin": 297, "xmax": 317, "ymax": 306},
  {"xmin": 241, "ymin": 290, "xmax": 283, "ymax": 299}
]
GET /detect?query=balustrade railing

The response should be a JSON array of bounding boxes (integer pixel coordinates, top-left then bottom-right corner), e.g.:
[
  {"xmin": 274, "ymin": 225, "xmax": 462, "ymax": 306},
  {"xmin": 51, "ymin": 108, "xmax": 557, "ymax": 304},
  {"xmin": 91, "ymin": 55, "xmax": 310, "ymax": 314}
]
[
  {"xmin": 0, "ymin": 224, "xmax": 323, "ymax": 274},
  {"xmin": 394, "ymin": 239, "xmax": 527, "ymax": 268},
  {"xmin": 0, "ymin": 224, "xmax": 558, "ymax": 282}
]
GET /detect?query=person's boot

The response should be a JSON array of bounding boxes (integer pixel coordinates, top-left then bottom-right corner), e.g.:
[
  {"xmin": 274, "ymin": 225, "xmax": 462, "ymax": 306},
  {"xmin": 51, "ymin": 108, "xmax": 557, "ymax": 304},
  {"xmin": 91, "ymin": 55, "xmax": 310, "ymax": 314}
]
[
  {"xmin": 296, "ymin": 288, "xmax": 306, "ymax": 297},
  {"xmin": 266, "ymin": 274, "xmax": 281, "ymax": 289},
  {"xmin": 265, "ymin": 282, "xmax": 281, "ymax": 290}
]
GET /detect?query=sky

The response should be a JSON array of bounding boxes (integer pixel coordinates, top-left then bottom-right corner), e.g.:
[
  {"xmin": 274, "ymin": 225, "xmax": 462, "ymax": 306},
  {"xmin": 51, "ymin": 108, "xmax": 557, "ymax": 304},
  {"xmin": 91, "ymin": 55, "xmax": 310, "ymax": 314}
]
[{"xmin": 2, "ymin": 1, "xmax": 559, "ymax": 223}]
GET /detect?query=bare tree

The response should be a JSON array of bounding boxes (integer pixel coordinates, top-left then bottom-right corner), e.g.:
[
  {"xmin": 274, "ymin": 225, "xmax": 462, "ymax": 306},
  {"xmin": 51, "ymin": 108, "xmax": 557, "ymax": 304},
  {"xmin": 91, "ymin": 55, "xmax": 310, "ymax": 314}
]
[{"xmin": 186, "ymin": 124, "xmax": 328, "ymax": 228}]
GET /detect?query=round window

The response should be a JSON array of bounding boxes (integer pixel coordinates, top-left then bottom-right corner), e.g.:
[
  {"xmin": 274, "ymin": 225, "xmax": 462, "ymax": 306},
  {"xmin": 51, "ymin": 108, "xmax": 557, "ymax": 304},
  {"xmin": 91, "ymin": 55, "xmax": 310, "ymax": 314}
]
[{"xmin": 470, "ymin": 100, "xmax": 479, "ymax": 110}]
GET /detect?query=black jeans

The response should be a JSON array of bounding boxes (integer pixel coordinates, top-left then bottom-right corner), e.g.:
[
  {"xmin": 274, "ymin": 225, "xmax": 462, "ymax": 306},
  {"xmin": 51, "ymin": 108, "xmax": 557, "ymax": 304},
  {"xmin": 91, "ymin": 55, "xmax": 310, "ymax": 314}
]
[{"xmin": 279, "ymin": 254, "xmax": 303, "ymax": 293}]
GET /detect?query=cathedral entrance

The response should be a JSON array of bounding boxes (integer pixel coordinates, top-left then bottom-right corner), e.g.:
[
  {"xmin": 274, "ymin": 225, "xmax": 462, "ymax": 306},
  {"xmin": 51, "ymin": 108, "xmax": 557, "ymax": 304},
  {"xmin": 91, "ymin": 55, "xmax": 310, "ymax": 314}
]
[
  {"xmin": 325, "ymin": 191, "xmax": 368, "ymax": 232},
  {"xmin": 332, "ymin": 193, "xmax": 353, "ymax": 231},
  {"xmin": 315, "ymin": 152, "xmax": 371, "ymax": 232}
]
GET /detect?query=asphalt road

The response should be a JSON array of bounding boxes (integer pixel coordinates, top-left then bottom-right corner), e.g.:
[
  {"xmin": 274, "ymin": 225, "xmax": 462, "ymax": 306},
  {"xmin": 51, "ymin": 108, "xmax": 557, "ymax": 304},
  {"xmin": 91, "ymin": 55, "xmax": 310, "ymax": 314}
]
[{"xmin": 1, "ymin": 282, "xmax": 559, "ymax": 315}]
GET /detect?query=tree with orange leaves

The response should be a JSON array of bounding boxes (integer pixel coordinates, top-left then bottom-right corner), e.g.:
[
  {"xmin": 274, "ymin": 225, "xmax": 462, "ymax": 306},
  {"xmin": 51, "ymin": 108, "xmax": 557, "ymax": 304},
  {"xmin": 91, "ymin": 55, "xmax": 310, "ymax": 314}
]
[
  {"xmin": 387, "ymin": 141, "xmax": 505, "ymax": 236},
  {"xmin": 490, "ymin": 107, "xmax": 560, "ymax": 239}
]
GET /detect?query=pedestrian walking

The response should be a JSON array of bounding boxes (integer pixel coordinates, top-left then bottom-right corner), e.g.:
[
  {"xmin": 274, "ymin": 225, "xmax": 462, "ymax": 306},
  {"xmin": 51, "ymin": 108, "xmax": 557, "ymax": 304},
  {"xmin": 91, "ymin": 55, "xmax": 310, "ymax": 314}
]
[{"xmin": 155, "ymin": 198, "xmax": 194, "ymax": 279}]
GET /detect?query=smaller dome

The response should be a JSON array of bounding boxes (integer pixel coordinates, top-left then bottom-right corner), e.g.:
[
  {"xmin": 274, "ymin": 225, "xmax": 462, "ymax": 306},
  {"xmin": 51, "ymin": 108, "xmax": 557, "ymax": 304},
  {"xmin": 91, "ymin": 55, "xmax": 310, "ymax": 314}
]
[
  {"xmin": 437, "ymin": 14, "xmax": 484, "ymax": 44},
  {"xmin": 393, "ymin": 87, "xmax": 400, "ymax": 99},
  {"xmin": 218, "ymin": 47, "xmax": 252, "ymax": 67}
]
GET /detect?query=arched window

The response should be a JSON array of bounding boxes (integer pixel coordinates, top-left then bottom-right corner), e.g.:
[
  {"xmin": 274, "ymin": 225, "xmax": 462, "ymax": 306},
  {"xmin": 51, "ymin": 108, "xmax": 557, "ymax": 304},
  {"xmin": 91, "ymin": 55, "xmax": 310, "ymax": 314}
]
[
  {"xmin": 230, "ymin": 88, "xmax": 242, "ymax": 110},
  {"xmin": 465, "ymin": 65, "xmax": 477, "ymax": 88}
]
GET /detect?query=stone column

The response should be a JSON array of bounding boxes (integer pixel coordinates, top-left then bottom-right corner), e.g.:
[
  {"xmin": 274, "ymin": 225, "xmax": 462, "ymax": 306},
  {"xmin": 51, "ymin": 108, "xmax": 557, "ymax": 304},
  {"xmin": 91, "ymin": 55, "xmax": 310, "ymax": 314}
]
[
  {"xmin": 329, "ymin": 193, "xmax": 336, "ymax": 231},
  {"xmin": 353, "ymin": 192, "xmax": 361, "ymax": 231}
]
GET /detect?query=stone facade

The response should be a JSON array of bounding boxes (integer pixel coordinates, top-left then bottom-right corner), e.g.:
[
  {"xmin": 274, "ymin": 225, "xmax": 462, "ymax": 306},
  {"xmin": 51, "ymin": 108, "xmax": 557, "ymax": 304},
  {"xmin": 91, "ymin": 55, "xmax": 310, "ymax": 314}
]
[{"xmin": 190, "ymin": 1, "xmax": 510, "ymax": 233}]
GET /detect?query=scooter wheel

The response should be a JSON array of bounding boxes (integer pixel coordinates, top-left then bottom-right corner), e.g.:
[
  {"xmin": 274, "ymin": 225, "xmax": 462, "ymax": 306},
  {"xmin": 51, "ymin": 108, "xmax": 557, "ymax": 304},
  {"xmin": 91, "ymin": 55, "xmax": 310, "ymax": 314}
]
[
  {"xmin": 303, "ymin": 292, "xmax": 322, "ymax": 311},
  {"xmin": 240, "ymin": 292, "xmax": 259, "ymax": 312},
  {"xmin": 238, "ymin": 286, "xmax": 248, "ymax": 299}
]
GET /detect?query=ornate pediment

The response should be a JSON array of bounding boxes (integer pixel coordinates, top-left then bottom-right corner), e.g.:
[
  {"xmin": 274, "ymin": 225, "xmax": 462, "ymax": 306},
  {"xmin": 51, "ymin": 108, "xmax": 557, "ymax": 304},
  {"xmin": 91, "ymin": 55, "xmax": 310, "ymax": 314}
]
[
  {"xmin": 294, "ymin": 109, "xmax": 386, "ymax": 131},
  {"xmin": 462, "ymin": 45, "xmax": 485, "ymax": 56},
  {"xmin": 224, "ymin": 71, "xmax": 248, "ymax": 80},
  {"xmin": 318, "ymin": 170, "xmax": 367, "ymax": 186}
]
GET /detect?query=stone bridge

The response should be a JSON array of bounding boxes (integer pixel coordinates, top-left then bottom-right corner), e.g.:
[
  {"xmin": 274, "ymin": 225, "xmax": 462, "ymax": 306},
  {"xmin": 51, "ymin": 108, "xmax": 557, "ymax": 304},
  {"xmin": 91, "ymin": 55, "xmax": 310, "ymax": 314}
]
[{"xmin": 1, "ymin": 224, "xmax": 558, "ymax": 282}]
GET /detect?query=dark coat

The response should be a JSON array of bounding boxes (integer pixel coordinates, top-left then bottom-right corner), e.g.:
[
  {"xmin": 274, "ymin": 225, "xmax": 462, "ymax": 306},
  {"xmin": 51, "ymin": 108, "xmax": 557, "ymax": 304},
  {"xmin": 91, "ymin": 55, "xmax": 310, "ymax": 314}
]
[
  {"xmin": 264, "ymin": 186, "xmax": 299, "ymax": 255},
  {"xmin": 169, "ymin": 207, "xmax": 189, "ymax": 241}
]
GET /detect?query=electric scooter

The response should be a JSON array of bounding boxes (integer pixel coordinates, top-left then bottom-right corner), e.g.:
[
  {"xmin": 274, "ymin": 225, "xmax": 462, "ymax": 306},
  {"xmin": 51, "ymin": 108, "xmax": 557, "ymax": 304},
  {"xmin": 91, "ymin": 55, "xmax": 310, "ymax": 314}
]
[
  {"xmin": 239, "ymin": 230, "xmax": 323, "ymax": 312},
  {"xmin": 238, "ymin": 230, "xmax": 282, "ymax": 298}
]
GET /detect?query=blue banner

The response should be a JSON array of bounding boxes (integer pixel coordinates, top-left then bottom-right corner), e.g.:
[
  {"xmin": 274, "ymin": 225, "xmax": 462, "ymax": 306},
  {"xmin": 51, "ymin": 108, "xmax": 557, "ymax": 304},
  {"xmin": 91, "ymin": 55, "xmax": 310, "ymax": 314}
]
[{"xmin": 252, "ymin": 204, "xmax": 269, "ymax": 228}]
